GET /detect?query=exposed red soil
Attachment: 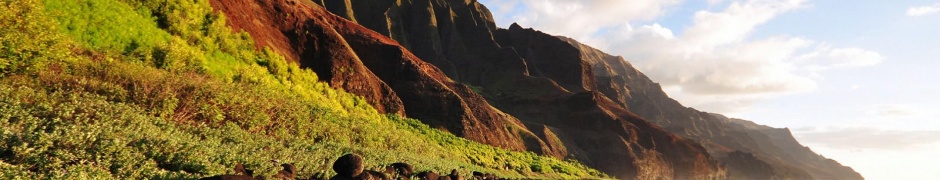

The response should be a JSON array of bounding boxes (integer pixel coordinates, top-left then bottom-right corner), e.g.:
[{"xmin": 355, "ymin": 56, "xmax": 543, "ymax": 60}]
[{"xmin": 209, "ymin": 0, "xmax": 404, "ymax": 115}]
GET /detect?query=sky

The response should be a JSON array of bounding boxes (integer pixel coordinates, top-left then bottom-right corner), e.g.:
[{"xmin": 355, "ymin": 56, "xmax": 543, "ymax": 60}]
[{"xmin": 478, "ymin": 0, "xmax": 940, "ymax": 179}]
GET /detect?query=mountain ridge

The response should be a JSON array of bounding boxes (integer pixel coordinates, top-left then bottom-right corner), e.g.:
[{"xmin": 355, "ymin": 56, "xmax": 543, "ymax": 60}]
[
  {"xmin": 303, "ymin": 0, "xmax": 725, "ymax": 179},
  {"xmin": 561, "ymin": 27, "xmax": 862, "ymax": 180},
  {"xmin": 307, "ymin": 0, "xmax": 862, "ymax": 179},
  {"xmin": 561, "ymin": 32, "xmax": 861, "ymax": 180}
]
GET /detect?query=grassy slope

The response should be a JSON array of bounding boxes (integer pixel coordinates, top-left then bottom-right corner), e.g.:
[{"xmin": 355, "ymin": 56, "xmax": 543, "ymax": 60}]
[{"xmin": 0, "ymin": 0, "xmax": 605, "ymax": 179}]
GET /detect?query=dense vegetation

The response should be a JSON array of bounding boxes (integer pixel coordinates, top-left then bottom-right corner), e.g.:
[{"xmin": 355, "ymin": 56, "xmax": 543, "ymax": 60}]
[{"xmin": 0, "ymin": 0, "xmax": 606, "ymax": 179}]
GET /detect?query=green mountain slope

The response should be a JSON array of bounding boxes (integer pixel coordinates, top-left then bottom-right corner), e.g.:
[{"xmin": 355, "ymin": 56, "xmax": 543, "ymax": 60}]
[{"xmin": 0, "ymin": 0, "xmax": 604, "ymax": 179}]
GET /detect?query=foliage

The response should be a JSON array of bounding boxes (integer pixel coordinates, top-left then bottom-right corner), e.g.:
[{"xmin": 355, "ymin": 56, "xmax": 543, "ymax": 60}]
[
  {"xmin": 42, "ymin": 0, "xmax": 171, "ymax": 54},
  {"xmin": 0, "ymin": 0, "xmax": 607, "ymax": 179},
  {"xmin": 394, "ymin": 116, "xmax": 605, "ymax": 179},
  {"xmin": 0, "ymin": 0, "xmax": 72, "ymax": 75}
]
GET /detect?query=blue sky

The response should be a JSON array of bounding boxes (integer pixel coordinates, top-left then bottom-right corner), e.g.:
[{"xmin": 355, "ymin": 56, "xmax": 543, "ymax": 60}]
[{"xmin": 480, "ymin": 0, "xmax": 940, "ymax": 179}]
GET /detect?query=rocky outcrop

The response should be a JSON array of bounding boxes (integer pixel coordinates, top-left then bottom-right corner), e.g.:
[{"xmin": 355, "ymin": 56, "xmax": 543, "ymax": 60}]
[
  {"xmin": 208, "ymin": 0, "xmax": 546, "ymax": 152},
  {"xmin": 314, "ymin": 0, "xmax": 528, "ymax": 86},
  {"xmin": 495, "ymin": 24, "xmax": 596, "ymax": 93}
]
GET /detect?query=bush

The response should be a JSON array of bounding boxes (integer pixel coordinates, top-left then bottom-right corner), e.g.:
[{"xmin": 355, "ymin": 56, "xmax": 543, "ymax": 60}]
[
  {"xmin": 0, "ymin": 0, "xmax": 71, "ymax": 75},
  {"xmin": 42, "ymin": 0, "xmax": 171, "ymax": 54}
]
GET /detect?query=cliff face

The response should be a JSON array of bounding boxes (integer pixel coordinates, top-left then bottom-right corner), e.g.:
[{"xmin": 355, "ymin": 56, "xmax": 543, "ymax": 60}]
[{"xmin": 208, "ymin": 0, "xmax": 549, "ymax": 152}]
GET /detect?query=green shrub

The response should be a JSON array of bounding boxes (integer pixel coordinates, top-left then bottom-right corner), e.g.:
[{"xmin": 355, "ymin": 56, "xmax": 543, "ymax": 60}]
[
  {"xmin": 42, "ymin": 0, "xmax": 171, "ymax": 54},
  {"xmin": 0, "ymin": 0, "xmax": 71, "ymax": 75}
]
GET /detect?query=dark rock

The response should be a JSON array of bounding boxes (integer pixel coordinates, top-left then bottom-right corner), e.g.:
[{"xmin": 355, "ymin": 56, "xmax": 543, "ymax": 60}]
[
  {"xmin": 273, "ymin": 163, "xmax": 296, "ymax": 179},
  {"xmin": 483, "ymin": 173, "xmax": 496, "ymax": 180},
  {"xmin": 234, "ymin": 164, "xmax": 253, "ymax": 176},
  {"xmin": 447, "ymin": 169, "xmax": 463, "ymax": 180},
  {"xmin": 470, "ymin": 171, "xmax": 483, "ymax": 180},
  {"xmin": 357, "ymin": 170, "xmax": 391, "ymax": 180},
  {"xmin": 333, "ymin": 153, "xmax": 365, "ymax": 177},
  {"xmin": 387, "ymin": 162, "xmax": 413, "ymax": 178},
  {"xmin": 416, "ymin": 171, "xmax": 439, "ymax": 180}
]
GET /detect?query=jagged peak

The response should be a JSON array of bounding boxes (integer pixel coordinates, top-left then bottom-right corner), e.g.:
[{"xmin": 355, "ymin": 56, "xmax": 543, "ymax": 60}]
[{"xmin": 509, "ymin": 22, "xmax": 523, "ymax": 30}]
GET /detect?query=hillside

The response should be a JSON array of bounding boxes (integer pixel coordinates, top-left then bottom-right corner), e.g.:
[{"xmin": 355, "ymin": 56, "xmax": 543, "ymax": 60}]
[
  {"xmin": 0, "ymin": 0, "xmax": 864, "ymax": 179},
  {"xmin": 0, "ymin": 0, "xmax": 604, "ymax": 179},
  {"xmin": 311, "ymin": 0, "xmax": 862, "ymax": 179}
]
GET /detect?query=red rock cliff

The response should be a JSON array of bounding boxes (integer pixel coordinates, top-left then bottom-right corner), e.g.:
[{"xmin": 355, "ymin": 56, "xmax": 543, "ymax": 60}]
[{"xmin": 208, "ymin": 0, "xmax": 549, "ymax": 152}]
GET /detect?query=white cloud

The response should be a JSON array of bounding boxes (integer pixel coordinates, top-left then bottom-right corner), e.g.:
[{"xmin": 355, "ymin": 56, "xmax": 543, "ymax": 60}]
[
  {"xmin": 683, "ymin": 0, "xmax": 807, "ymax": 48},
  {"xmin": 796, "ymin": 127, "xmax": 940, "ymax": 150},
  {"xmin": 796, "ymin": 45, "xmax": 885, "ymax": 71},
  {"xmin": 866, "ymin": 104, "xmax": 923, "ymax": 117},
  {"xmin": 488, "ymin": 0, "xmax": 683, "ymax": 40},
  {"xmin": 907, "ymin": 4, "xmax": 940, "ymax": 17},
  {"xmin": 706, "ymin": 0, "xmax": 726, "ymax": 6},
  {"xmin": 587, "ymin": 0, "xmax": 883, "ymax": 113},
  {"xmin": 602, "ymin": 0, "xmax": 884, "ymax": 114}
]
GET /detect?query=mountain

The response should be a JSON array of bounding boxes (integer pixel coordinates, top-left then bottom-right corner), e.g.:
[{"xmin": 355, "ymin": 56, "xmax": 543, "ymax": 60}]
[
  {"xmin": 299, "ymin": 0, "xmax": 724, "ymax": 179},
  {"xmin": 306, "ymin": 0, "xmax": 863, "ymax": 179},
  {"xmin": 212, "ymin": 0, "xmax": 725, "ymax": 179}
]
